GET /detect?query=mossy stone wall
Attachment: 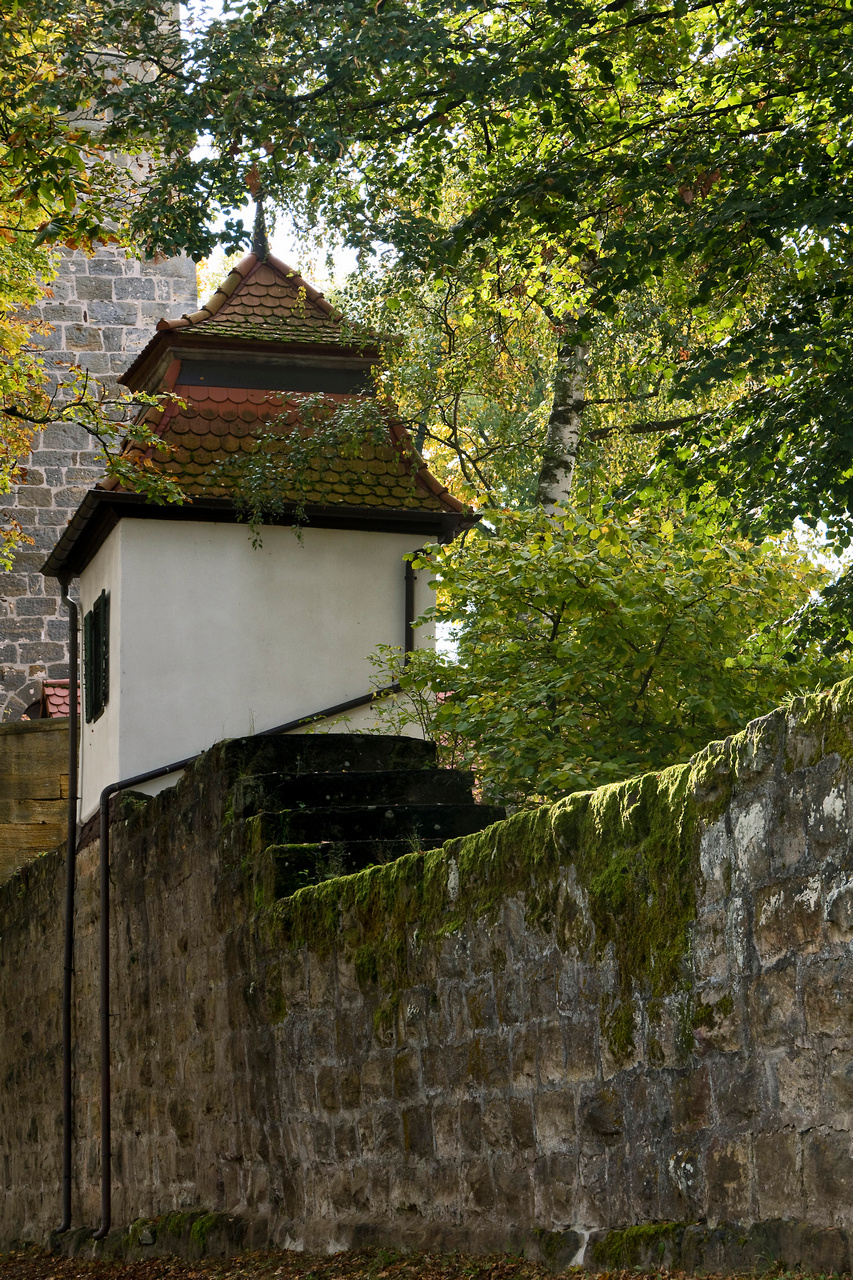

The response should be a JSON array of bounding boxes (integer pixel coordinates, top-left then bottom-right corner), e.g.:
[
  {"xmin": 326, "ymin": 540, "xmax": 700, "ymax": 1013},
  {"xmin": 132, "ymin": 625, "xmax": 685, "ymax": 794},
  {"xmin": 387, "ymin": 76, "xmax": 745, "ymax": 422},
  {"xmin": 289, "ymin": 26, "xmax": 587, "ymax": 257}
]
[{"xmin": 3, "ymin": 688, "xmax": 853, "ymax": 1271}]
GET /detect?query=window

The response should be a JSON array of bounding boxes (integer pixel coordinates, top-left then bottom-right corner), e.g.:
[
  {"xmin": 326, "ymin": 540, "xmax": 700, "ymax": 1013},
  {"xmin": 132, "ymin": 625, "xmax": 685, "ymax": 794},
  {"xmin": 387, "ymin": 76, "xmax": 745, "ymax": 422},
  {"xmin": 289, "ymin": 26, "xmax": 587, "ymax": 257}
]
[{"xmin": 83, "ymin": 590, "xmax": 110, "ymax": 722}]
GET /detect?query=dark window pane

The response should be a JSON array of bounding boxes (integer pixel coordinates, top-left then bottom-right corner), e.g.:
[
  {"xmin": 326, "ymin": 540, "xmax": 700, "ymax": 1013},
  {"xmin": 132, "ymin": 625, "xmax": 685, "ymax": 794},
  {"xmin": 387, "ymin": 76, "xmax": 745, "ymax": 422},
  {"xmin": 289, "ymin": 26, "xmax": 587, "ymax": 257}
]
[{"xmin": 83, "ymin": 590, "xmax": 109, "ymax": 723}]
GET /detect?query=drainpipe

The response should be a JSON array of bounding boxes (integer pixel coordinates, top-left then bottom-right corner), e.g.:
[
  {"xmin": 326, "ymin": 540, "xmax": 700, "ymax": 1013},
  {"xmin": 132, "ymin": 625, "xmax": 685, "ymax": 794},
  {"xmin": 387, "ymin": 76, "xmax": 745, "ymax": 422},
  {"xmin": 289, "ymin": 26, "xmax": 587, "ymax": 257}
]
[
  {"xmin": 93, "ymin": 753, "xmax": 196, "ymax": 1241},
  {"xmin": 57, "ymin": 576, "xmax": 78, "ymax": 1234}
]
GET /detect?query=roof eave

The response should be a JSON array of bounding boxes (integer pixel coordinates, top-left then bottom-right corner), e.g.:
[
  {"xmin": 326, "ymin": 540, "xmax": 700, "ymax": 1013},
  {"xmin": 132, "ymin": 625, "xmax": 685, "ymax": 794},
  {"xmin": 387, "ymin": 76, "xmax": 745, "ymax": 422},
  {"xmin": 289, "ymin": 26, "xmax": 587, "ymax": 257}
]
[{"xmin": 41, "ymin": 490, "xmax": 477, "ymax": 579}]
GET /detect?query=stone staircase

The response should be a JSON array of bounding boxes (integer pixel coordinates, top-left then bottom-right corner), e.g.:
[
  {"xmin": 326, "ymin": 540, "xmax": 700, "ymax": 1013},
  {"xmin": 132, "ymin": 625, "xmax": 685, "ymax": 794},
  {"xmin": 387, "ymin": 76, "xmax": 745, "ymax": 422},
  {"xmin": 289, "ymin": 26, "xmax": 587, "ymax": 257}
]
[{"xmin": 230, "ymin": 734, "xmax": 504, "ymax": 898}]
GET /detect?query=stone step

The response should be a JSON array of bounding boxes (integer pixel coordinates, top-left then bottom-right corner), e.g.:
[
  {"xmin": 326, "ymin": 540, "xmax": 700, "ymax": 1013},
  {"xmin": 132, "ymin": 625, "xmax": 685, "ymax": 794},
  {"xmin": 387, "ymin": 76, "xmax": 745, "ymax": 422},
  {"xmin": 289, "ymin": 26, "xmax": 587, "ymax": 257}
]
[
  {"xmin": 232, "ymin": 768, "xmax": 476, "ymax": 819},
  {"xmin": 255, "ymin": 802, "xmax": 505, "ymax": 847},
  {"xmin": 269, "ymin": 840, "xmax": 443, "ymax": 898},
  {"xmin": 222, "ymin": 732, "xmax": 437, "ymax": 784}
]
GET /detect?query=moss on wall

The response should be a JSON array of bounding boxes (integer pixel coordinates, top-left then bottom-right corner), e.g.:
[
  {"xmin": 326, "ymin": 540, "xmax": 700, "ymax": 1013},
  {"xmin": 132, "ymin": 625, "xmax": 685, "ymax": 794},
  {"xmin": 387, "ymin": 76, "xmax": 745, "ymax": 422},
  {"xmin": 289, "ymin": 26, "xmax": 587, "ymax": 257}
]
[{"xmin": 261, "ymin": 677, "xmax": 852, "ymax": 1058}]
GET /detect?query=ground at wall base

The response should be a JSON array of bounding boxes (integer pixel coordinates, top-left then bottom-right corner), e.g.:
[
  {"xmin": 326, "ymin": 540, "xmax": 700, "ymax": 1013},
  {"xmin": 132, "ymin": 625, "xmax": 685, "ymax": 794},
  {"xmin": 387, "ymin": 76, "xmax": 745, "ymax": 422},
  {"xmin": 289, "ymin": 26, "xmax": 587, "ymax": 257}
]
[
  {"xmin": 38, "ymin": 1213, "xmax": 853, "ymax": 1275},
  {"xmin": 2, "ymin": 1242, "xmax": 850, "ymax": 1280}
]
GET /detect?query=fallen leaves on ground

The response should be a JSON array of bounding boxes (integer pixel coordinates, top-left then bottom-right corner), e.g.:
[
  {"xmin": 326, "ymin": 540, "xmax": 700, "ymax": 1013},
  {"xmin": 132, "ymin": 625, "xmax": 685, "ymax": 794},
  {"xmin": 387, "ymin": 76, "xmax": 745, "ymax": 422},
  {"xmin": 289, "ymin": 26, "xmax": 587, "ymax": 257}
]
[{"xmin": 0, "ymin": 1248, "xmax": 809, "ymax": 1280}]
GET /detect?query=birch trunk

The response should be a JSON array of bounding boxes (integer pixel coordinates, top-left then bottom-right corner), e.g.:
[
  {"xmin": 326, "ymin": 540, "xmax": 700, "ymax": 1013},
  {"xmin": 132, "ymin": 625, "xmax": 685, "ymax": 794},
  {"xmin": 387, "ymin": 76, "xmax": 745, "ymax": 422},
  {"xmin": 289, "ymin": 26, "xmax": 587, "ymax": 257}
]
[{"xmin": 536, "ymin": 337, "xmax": 589, "ymax": 511}]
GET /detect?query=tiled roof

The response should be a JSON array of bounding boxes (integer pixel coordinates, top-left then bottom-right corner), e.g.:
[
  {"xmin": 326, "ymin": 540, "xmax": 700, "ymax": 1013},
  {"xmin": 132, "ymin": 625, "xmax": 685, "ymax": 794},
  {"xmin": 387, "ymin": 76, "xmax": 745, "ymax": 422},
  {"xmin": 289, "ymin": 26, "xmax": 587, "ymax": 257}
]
[
  {"xmin": 157, "ymin": 253, "xmax": 367, "ymax": 348},
  {"xmin": 124, "ymin": 386, "xmax": 459, "ymax": 511},
  {"xmin": 107, "ymin": 250, "xmax": 465, "ymax": 516},
  {"xmin": 42, "ymin": 679, "xmax": 79, "ymax": 718}
]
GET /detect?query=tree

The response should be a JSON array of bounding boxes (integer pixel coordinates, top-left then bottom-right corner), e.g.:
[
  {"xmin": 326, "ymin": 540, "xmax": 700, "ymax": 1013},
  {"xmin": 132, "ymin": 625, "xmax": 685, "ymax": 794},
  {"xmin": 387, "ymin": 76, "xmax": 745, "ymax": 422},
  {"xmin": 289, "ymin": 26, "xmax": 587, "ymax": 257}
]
[
  {"xmin": 105, "ymin": 0, "xmax": 853, "ymax": 567},
  {"xmin": 383, "ymin": 497, "xmax": 849, "ymax": 803},
  {"xmin": 0, "ymin": 0, "xmax": 194, "ymax": 559}
]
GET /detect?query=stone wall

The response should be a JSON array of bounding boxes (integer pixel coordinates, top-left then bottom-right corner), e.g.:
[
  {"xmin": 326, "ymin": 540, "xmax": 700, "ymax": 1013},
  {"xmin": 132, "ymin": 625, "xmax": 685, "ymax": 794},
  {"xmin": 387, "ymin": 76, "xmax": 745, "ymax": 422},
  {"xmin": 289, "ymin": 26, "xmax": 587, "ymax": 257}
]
[
  {"xmin": 0, "ymin": 245, "xmax": 197, "ymax": 719},
  {"xmin": 4, "ymin": 686, "xmax": 853, "ymax": 1270},
  {"xmin": 0, "ymin": 718, "xmax": 69, "ymax": 880}
]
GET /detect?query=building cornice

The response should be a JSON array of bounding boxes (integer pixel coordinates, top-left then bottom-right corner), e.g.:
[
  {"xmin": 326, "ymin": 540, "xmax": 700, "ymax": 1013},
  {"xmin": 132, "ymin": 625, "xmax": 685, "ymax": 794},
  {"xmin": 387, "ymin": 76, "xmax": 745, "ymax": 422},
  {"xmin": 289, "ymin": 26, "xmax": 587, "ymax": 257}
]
[{"xmin": 41, "ymin": 490, "xmax": 475, "ymax": 579}]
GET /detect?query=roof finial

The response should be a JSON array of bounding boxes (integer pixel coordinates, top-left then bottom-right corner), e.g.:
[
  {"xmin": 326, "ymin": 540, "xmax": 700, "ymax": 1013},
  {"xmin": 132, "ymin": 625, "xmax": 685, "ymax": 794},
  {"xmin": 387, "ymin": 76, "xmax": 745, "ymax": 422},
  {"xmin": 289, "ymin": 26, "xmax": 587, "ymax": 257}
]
[{"xmin": 251, "ymin": 197, "xmax": 270, "ymax": 260}]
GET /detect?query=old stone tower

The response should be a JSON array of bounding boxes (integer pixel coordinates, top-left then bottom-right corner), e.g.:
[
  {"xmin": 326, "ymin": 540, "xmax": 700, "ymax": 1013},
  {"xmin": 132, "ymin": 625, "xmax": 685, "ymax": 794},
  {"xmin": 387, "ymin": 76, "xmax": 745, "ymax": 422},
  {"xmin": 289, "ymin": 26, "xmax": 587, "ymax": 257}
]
[{"xmin": 0, "ymin": 244, "xmax": 197, "ymax": 720}]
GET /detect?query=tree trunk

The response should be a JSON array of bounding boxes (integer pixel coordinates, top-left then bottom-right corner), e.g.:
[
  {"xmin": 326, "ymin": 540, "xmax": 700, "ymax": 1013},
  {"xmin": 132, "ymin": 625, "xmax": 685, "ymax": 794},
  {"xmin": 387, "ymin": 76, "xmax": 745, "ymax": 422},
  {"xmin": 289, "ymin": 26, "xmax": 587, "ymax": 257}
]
[{"xmin": 536, "ymin": 337, "xmax": 589, "ymax": 511}]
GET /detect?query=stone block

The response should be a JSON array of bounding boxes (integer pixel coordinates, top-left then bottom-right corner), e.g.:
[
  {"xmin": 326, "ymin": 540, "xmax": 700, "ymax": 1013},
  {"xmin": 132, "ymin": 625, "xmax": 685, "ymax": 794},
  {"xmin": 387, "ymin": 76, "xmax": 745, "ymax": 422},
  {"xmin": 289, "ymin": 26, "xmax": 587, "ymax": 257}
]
[
  {"xmin": 823, "ymin": 1050, "xmax": 853, "ymax": 1115},
  {"xmin": 492, "ymin": 1155, "xmax": 533, "ymax": 1220},
  {"xmin": 75, "ymin": 352, "xmax": 111, "ymax": 375},
  {"xmin": 705, "ymin": 1137, "xmax": 751, "ymax": 1222},
  {"xmin": 803, "ymin": 1129, "xmax": 853, "ymax": 1224},
  {"xmin": 747, "ymin": 961, "xmax": 802, "ymax": 1046},
  {"xmin": 15, "ymin": 598, "xmax": 55, "ymax": 617},
  {"xmin": 316, "ymin": 1065, "xmax": 339, "ymax": 1112},
  {"xmin": 579, "ymin": 1084, "xmax": 624, "ymax": 1144},
  {"xmin": 755, "ymin": 1130, "xmax": 803, "ymax": 1218},
  {"xmin": 772, "ymin": 775, "xmax": 809, "ymax": 869},
  {"xmin": 63, "ymin": 324, "xmax": 103, "ymax": 351},
  {"xmin": 84, "ymin": 301, "xmax": 139, "ymax": 326},
  {"xmin": 564, "ymin": 1017, "xmax": 599, "ymax": 1078},
  {"xmin": 712, "ymin": 1062, "xmax": 765, "ymax": 1125},
  {"xmin": 114, "ymin": 277, "xmax": 156, "ymax": 300},
  {"xmin": 75, "ymin": 276, "xmax": 115, "ymax": 301},
  {"xmin": 432, "ymin": 1102, "xmax": 458, "ymax": 1158},
  {"xmin": 14, "ymin": 488, "xmax": 52, "ymax": 509},
  {"xmin": 393, "ymin": 1048, "xmax": 420, "ymax": 1100},
  {"xmin": 771, "ymin": 1048, "xmax": 819, "ymax": 1126},
  {"xmin": 730, "ymin": 796, "xmax": 772, "ymax": 879},
  {"xmin": 509, "ymin": 1097, "xmax": 535, "ymax": 1152},
  {"xmin": 402, "ymin": 1106, "xmax": 434, "ymax": 1157},
  {"xmin": 87, "ymin": 257, "xmax": 126, "ymax": 276},
  {"xmin": 100, "ymin": 326, "xmax": 127, "ymax": 353},
  {"xmin": 40, "ymin": 304, "xmax": 84, "ymax": 324},
  {"xmin": 459, "ymin": 1099, "xmax": 482, "ymax": 1155},
  {"xmin": 480, "ymin": 1097, "xmax": 513, "ymax": 1152},
  {"xmin": 804, "ymin": 958, "xmax": 853, "ymax": 1039},
  {"xmin": 361, "ymin": 1052, "xmax": 392, "ymax": 1101},
  {"xmin": 755, "ymin": 874, "xmax": 823, "ymax": 962},
  {"xmin": 672, "ymin": 1066, "xmax": 712, "ymax": 1133},
  {"xmin": 372, "ymin": 1104, "xmax": 403, "ymax": 1157},
  {"xmin": 535, "ymin": 1088, "xmax": 576, "ymax": 1150},
  {"xmin": 467, "ymin": 1033, "xmax": 510, "ymax": 1088},
  {"xmin": 825, "ymin": 879, "xmax": 853, "ymax": 938},
  {"xmin": 494, "ymin": 971, "xmax": 525, "ymax": 1024},
  {"xmin": 19, "ymin": 643, "xmax": 63, "ymax": 664},
  {"xmin": 807, "ymin": 765, "xmax": 849, "ymax": 851},
  {"xmin": 537, "ymin": 1023, "xmax": 566, "ymax": 1085},
  {"xmin": 465, "ymin": 977, "xmax": 497, "ymax": 1031},
  {"xmin": 510, "ymin": 1025, "xmax": 537, "ymax": 1087},
  {"xmin": 463, "ymin": 1159, "xmax": 495, "ymax": 1211}
]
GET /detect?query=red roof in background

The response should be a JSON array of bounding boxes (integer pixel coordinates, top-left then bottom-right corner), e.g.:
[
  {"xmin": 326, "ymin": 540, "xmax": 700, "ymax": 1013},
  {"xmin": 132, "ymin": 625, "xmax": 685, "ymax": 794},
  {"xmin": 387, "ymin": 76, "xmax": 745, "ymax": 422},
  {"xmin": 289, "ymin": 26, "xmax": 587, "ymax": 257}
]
[{"xmin": 42, "ymin": 679, "xmax": 80, "ymax": 718}]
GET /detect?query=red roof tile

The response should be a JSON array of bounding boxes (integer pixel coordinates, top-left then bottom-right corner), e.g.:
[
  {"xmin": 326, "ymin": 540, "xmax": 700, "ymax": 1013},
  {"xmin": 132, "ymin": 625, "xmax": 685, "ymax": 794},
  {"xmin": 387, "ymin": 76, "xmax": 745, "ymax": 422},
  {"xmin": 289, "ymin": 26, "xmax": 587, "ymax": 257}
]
[{"xmin": 42, "ymin": 679, "xmax": 80, "ymax": 718}]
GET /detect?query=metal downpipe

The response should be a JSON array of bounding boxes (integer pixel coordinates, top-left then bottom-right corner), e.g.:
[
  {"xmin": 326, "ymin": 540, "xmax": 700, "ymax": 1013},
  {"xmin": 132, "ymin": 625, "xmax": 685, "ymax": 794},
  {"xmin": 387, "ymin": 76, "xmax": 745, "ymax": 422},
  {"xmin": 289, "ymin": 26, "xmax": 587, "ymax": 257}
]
[
  {"xmin": 57, "ymin": 576, "xmax": 78, "ymax": 1234},
  {"xmin": 93, "ymin": 754, "xmax": 196, "ymax": 1241}
]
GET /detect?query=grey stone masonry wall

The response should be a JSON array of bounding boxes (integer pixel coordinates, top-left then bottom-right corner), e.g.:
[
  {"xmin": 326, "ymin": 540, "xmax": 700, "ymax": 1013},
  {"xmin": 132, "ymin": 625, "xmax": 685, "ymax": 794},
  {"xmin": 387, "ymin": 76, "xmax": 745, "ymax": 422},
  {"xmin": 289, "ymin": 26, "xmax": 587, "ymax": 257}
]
[
  {"xmin": 0, "ymin": 245, "xmax": 197, "ymax": 719},
  {"xmin": 4, "ymin": 686, "xmax": 853, "ymax": 1270}
]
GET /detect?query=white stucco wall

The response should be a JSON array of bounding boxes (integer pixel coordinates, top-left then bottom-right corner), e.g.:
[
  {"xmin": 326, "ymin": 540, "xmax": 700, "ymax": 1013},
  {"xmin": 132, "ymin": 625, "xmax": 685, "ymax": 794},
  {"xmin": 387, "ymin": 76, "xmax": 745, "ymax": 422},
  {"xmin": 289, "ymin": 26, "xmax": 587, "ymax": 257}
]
[{"xmin": 77, "ymin": 518, "xmax": 436, "ymax": 819}]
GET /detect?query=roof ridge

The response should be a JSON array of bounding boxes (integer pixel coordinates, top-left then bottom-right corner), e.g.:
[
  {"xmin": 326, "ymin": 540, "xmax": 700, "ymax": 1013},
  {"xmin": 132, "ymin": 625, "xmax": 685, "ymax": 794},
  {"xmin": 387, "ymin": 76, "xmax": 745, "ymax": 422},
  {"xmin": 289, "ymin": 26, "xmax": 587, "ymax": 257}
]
[{"xmin": 156, "ymin": 252, "xmax": 342, "ymax": 334}]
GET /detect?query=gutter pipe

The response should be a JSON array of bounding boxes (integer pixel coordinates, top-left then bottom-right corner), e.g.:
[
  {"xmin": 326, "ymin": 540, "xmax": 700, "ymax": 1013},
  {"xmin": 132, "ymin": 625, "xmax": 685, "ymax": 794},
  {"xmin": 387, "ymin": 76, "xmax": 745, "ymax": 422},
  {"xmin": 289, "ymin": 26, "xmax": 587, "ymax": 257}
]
[
  {"xmin": 57, "ymin": 577, "xmax": 78, "ymax": 1234},
  {"xmin": 92, "ymin": 753, "xmax": 197, "ymax": 1241}
]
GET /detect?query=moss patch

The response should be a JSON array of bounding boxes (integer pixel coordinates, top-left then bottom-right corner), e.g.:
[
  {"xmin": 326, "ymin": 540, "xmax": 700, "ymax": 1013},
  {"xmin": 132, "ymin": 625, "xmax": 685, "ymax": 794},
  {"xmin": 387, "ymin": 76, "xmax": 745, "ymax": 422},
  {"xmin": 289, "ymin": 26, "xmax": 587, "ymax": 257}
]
[
  {"xmin": 788, "ymin": 676, "xmax": 853, "ymax": 768},
  {"xmin": 259, "ymin": 678, "xmax": 851, "ymax": 1058},
  {"xmin": 591, "ymin": 1221, "xmax": 688, "ymax": 1268}
]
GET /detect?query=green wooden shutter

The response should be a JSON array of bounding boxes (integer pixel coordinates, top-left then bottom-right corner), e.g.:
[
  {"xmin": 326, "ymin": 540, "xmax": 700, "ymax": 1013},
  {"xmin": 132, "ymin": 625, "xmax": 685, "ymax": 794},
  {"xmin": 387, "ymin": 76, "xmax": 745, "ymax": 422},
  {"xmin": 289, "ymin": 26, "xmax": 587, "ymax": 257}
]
[{"xmin": 83, "ymin": 590, "xmax": 110, "ymax": 722}]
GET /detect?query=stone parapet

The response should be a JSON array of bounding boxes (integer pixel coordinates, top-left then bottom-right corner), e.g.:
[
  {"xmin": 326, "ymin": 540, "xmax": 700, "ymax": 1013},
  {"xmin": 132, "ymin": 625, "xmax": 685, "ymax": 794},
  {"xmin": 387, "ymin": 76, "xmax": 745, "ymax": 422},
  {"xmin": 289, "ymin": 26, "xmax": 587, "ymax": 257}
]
[{"xmin": 2, "ymin": 686, "xmax": 853, "ymax": 1269}]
